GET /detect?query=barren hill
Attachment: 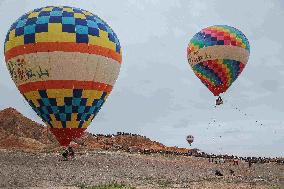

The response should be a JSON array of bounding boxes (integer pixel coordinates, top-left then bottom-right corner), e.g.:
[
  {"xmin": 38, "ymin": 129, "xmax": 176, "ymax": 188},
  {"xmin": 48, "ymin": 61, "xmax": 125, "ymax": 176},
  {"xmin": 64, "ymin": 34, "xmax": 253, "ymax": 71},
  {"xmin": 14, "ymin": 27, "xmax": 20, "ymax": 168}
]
[
  {"xmin": 0, "ymin": 107, "xmax": 192, "ymax": 154},
  {"xmin": 0, "ymin": 107, "xmax": 58, "ymax": 151}
]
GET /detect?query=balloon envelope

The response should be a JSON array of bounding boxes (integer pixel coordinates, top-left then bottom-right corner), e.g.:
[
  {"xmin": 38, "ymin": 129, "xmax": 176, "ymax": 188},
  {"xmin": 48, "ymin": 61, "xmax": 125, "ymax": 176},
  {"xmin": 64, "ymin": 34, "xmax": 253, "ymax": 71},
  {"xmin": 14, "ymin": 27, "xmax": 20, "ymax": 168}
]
[
  {"xmin": 4, "ymin": 6, "xmax": 122, "ymax": 146},
  {"xmin": 187, "ymin": 25, "xmax": 250, "ymax": 96},
  {"xmin": 186, "ymin": 135, "xmax": 194, "ymax": 144}
]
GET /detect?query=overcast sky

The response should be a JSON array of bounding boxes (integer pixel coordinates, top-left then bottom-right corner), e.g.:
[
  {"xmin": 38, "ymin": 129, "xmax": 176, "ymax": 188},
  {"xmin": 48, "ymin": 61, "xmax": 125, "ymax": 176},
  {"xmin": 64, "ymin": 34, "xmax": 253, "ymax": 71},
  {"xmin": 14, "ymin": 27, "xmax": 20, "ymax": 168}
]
[{"xmin": 0, "ymin": 0, "xmax": 284, "ymax": 157}]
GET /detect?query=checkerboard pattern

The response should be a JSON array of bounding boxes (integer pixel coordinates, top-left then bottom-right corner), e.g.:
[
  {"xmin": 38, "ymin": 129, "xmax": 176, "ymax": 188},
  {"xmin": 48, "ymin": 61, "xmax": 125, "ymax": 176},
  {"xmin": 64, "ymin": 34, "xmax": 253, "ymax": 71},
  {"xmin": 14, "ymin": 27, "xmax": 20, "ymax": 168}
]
[
  {"xmin": 23, "ymin": 88, "xmax": 109, "ymax": 129},
  {"xmin": 188, "ymin": 25, "xmax": 250, "ymax": 54},
  {"xmin": 192, "ymin": 59, "xmax": 245, "ymax": 96},
  {"xmin": 4, "ymin": 6, "xmax": 121, "ymax": 54}
]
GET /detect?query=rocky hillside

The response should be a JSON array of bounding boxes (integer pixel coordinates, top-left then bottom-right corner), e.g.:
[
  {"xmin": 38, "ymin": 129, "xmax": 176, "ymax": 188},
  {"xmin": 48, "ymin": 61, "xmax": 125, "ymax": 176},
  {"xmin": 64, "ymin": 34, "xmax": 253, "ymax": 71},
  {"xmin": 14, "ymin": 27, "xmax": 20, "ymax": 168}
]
[
  {"xmin": 0, "ymin": 107, "xmax": 192, "ymax": 154},
  {"xmin": 0, "ymin": 108, "xmax": 58, "ymax": 151}
]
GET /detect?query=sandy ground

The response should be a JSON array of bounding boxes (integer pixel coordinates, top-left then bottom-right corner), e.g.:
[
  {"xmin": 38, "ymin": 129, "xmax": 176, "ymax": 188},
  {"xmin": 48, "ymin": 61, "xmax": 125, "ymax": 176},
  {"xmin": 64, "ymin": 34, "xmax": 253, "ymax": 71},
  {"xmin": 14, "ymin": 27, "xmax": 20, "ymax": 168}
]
[{"xmin": 0, "ymin": 149, "xmax": 283, "ymax": 189}]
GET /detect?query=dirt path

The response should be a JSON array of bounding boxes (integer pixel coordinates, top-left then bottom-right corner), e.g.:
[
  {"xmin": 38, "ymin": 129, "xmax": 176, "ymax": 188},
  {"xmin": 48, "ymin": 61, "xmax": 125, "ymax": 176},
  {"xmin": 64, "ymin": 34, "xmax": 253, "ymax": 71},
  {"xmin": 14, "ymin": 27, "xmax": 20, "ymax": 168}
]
[{"xmin": 0, "ymin": 150, "xmax": 283, "ymax": 188}]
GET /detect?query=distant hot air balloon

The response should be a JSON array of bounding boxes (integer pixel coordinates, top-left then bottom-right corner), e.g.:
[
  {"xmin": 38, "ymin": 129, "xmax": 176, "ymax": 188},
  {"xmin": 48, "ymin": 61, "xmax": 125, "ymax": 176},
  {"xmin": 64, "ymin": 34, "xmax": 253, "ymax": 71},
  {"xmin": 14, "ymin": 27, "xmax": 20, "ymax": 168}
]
[
  {"xmin": 186, "ymin": 135, "xmax": 194, "ymax": 146},
  {"xmin": 187, "ymin": 25, "xmax": 250, "ymax": 105},
  {"xmin": 4, "ymin": 6, "xmax": 122, "ymax": 146}
]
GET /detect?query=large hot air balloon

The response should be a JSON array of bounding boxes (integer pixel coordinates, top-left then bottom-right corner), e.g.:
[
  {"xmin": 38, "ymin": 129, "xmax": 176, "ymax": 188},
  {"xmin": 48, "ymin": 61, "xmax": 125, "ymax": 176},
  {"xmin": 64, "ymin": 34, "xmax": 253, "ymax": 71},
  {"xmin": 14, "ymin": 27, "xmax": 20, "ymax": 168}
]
[
  {"xmin": 186, "ymin": 135, "xmax": 194, "ymax": 146},
  {"xmin": 187, "ymin": 25, "xmax": 250, "ymax": 105},
  {"xmin": 4, "ymin": 6, "xmax": 122, "ymax": 146}
]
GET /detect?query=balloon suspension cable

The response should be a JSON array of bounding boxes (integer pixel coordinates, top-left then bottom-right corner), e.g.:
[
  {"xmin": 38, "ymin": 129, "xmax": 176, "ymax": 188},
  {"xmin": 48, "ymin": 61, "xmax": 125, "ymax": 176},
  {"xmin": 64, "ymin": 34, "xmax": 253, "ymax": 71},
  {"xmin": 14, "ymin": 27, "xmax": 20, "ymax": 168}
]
[
  {"xmin": 208, "ymin": 96, "xmax": 223, "ymax": 128},
  {"xmin": 225, "ymin": 100, "xmax": 264, "ymax": 127},
  {"xmin": 207, "ymin": 98, "xmax": 220, "ymax": 129}
]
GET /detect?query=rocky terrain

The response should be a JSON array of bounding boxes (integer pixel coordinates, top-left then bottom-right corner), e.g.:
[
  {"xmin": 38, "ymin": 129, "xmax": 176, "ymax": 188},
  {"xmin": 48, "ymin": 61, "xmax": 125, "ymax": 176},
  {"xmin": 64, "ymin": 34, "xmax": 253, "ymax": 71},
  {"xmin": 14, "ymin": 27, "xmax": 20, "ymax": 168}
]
[
  {"xmin": 0, "ymin": 149, "xmax": 283, "ymax": 189},
  {"xmin": 0, "ymin": 108, "xmax": 192, "ymax": 155},
  {"xmin": 0, "ymin": 107, "xmax": 283, "ymax": 189},
  {"xmin": 0, "ymin": 107, "xmax": 58, "ymax": 151}
]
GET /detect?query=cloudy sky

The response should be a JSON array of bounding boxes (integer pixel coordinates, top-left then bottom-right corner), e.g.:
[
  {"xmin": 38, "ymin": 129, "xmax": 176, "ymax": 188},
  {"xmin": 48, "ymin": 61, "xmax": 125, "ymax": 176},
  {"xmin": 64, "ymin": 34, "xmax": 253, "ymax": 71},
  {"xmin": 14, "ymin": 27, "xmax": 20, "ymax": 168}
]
[{"xmin": 0, "ymin": 0, "xmax": 283, "ymax": 157}]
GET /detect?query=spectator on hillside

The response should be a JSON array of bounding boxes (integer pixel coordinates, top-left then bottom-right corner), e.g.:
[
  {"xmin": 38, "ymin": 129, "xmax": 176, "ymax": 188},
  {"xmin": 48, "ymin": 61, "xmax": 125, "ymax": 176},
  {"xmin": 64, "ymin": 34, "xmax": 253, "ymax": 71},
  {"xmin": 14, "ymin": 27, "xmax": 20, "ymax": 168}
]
[
  {"xmin": 248, "ymin": 159, "xmax": 252, "ymax": 168},
  {"xmin": 215, "ymin": 170, "xmax": 223, "ymax": 176},
  {"xmin": 233, "ymin": 158, "xmax": 239, "ymax": 166},
  {"xmin": 229, "ymin": 169, "xmax": 235, "ymax": 176},
  {"xmin": 68, "ymin": 146, "xmax": 75, "ymax": 160},
  {"xmin": 61, "ymin": 148, "xmax": 69, "ymax": 161}
]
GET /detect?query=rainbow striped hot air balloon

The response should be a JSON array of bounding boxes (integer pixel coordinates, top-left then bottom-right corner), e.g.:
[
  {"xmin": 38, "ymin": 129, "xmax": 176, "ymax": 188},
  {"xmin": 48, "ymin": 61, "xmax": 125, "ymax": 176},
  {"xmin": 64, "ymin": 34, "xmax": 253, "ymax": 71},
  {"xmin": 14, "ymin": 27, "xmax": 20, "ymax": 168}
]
[
  {"xmin": 187, "ymin": 25, "xmax": 250, "ymax": 101},
  {"xmin": 4, "ymin": 6, "xmax": 122, "ymax": 146}
]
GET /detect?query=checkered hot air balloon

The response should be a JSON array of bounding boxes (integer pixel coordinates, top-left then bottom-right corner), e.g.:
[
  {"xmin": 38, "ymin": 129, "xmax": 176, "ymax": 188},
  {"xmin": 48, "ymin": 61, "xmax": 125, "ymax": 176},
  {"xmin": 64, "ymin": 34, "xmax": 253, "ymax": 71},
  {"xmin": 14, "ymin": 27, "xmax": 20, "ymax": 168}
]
[
  {"xmin": 187, "ymin": 25, "xmax": 250, "ymax": 104},
  {"xmin": 4, "ymin": 6, "xmax": 122, "ymax": 146}
]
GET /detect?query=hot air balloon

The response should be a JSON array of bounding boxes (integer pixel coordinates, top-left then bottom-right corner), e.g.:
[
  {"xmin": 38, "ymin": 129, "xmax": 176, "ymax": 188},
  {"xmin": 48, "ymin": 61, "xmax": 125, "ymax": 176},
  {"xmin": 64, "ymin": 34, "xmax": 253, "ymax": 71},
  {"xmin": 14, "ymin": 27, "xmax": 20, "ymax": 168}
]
[
  {"xmin": 4, "ymin": 6, "xmax": 122, "ymax": 146},
  {"xmin": 186, "ymin": 135, "xmax": 194, "ymax": 146},
  {"xmin": 187, "ymin": 25, "xmax": 250, "ymax": 105}
]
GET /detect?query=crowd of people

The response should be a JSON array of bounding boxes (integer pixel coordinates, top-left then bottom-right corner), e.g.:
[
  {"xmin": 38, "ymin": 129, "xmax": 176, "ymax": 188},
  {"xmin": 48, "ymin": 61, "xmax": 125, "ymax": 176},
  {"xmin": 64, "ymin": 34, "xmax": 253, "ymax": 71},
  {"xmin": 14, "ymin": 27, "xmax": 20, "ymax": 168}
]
[
  {"xmin": 63, "ymin": 132, "xmax": 284, "ymax": 165},
  {"xmin": 206, "ymin": 154, "xmax": 284, "ymax": 166},
  {"xmin": 92, "ymin": 132, "xmax": 147, "ymax": 138}
]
